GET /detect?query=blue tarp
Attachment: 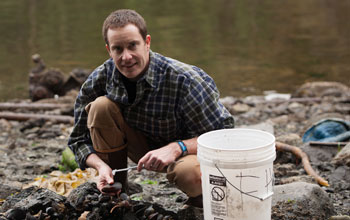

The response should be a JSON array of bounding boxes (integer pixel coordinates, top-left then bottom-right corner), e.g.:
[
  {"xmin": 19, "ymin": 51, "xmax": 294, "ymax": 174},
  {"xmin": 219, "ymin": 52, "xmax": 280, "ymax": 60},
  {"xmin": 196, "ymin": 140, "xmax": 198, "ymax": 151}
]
[{"xmin": 302, "ymin": 118, "xmax": 350, "ymax": 143}]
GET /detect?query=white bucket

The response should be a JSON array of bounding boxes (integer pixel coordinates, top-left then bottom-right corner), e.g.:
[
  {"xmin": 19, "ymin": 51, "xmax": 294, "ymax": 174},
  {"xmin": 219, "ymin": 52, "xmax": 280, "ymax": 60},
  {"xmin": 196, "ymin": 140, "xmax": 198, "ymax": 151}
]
[{"xmin": 197, "ymin": 128, "xmax": 276, "ymax": 220}]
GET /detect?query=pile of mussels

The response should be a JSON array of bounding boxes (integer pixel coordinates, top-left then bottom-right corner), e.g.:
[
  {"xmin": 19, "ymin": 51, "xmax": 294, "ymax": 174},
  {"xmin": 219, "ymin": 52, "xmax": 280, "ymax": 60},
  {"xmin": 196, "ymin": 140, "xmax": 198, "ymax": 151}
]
[{"xmin": 0, "ymin": 182, "xmax": 177, "ymax": 220}]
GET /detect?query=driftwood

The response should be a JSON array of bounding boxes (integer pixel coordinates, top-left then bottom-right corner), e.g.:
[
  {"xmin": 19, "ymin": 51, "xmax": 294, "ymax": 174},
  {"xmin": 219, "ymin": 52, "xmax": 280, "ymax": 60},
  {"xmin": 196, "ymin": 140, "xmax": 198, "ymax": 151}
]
[
  {"xmin": 309, "ymin": 141, "xmax": 348, "ymax": 147},
  {"xmin": 258, "ymin": 97, "xmax": 349, "ymax": 104},
  {"xmin": 0, "ymin": 102, "xmax": 71, "ymax": 111},
  {"xmin": 0, "ymin": 112, "xmax": 74, "ymax": 124},
  {"xmin": 275, "ymin": 141, "xmax": 329, "ymax": 187}
]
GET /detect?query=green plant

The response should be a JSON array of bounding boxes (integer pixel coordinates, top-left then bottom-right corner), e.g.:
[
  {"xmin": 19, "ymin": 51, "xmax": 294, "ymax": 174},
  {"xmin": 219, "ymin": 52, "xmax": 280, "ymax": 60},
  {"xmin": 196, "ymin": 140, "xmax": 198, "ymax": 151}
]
[
  {"xmin": 287, "ymin": 199, "xmax": 295, "ymax": 204},
  {"xmin": 130, "ymin": 195, "xmax": 143, "ymax": 201},
  {"xmin": 140, "ymin": 179, "xmax": 158, "ymax": 185}
]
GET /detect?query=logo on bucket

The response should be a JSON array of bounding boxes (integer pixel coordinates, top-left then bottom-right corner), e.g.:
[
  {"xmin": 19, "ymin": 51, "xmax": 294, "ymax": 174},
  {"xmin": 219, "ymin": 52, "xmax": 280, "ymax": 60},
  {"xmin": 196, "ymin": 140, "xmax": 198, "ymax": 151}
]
[{"xmin": 209, "ymin": 175, "xmax": 227, "ymax": 216}]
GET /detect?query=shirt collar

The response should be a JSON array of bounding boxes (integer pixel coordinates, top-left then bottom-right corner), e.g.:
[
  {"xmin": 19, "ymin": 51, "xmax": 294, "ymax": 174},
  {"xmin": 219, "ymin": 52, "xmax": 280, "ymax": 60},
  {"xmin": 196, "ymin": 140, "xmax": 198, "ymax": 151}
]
[{"xmin": 142, "ymin": 50, "xmax": 158, "ymax": 88}]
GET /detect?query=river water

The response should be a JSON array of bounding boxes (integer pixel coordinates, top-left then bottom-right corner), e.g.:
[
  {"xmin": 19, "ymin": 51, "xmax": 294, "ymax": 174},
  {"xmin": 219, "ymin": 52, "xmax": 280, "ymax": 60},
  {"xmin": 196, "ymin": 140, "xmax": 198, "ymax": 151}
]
[{"xmin": 0, "ymin": 0, "xmax": 349, "ymax": 101}]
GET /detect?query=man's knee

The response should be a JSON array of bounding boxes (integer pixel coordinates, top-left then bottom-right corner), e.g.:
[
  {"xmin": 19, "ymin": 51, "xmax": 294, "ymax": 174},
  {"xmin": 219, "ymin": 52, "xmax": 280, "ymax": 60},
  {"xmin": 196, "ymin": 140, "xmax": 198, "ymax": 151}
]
[
  {"xmin": 167, "ymin": 155, "xmax": 202, "ymax": 197},
  {"xmin": 86, "ymin": 96, "xmax": 119, "ymax": 117}
]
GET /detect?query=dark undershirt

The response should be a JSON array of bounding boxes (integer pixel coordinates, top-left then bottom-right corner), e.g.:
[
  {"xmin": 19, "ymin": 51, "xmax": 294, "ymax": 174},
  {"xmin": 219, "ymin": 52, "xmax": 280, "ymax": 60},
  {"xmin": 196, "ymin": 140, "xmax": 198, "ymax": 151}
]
[{"xmin": 120, "ymin": 75, "xmax": 137, "ymax": 104}]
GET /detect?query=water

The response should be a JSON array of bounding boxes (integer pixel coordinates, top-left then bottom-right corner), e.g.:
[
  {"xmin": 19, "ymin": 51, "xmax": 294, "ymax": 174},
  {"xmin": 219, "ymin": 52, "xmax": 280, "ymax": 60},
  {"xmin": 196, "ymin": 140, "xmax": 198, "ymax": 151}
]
[{"xmin": 0, "ymin": 0, "xmax": 349, "ymax": 101}]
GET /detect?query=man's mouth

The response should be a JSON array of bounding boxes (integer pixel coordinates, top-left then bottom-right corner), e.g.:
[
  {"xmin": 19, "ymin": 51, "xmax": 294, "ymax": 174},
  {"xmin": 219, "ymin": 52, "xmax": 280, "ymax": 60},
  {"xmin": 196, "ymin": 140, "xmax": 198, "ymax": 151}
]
[{"xmin": 123, "ymin": 63, "xmax": 136, "ymax": 69}]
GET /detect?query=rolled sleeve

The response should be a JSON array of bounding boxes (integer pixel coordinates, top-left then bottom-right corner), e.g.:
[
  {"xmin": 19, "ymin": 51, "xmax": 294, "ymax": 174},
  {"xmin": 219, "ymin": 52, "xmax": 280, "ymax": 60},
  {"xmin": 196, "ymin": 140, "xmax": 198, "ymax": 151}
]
[{"xmin": 68, "ymin": 63, "xmax": 109, "ymax": 169}]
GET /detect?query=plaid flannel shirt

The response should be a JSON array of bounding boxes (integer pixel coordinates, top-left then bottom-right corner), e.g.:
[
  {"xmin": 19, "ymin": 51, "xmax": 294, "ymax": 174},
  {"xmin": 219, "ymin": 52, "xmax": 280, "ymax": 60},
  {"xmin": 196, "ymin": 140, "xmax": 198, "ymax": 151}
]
[{"xmin": 68, "ymin": 51, "xmax": 234, "ymax": 169}]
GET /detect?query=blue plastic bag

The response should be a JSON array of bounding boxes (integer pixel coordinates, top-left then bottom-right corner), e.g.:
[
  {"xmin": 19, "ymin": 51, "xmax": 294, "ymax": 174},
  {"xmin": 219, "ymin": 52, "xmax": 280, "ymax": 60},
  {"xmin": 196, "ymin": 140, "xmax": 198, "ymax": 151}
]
[{"xmin": 302, "ymin": 118, "xmax": 350, "ymax": 143}]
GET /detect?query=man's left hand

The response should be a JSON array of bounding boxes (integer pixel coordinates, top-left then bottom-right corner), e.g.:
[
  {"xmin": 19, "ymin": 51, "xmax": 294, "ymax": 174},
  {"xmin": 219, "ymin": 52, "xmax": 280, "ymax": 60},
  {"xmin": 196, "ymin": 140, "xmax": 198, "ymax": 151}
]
[{"xmin": 137, "ymin": 142, "xmax": 182, "ymax": 172}]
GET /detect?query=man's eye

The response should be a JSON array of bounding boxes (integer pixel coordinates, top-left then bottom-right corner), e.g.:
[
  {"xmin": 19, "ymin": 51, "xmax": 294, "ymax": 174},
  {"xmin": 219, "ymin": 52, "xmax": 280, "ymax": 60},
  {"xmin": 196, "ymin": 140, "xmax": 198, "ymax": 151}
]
[
  {"xmin": 129, "ymin": 42, "xmax": 136, "ymax": 49},
  {"xmin": 113, "ymin": 46, "xmax": 122, "ymax": 52}
]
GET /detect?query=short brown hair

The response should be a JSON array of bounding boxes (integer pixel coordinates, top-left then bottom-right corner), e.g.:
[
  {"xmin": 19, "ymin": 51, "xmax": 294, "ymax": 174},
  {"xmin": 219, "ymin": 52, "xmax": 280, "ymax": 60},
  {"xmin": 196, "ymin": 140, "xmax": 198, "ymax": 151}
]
[{"xmin": 102, "ymin": 9, "xmax": 147, "ymax": 45}]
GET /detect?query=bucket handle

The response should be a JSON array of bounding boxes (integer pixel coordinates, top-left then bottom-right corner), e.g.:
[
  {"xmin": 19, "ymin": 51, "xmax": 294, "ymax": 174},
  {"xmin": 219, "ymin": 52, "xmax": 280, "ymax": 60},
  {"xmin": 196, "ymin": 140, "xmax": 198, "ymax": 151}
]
[{"xmin": 214, "ymin": 164, "xmax": 274, "ymax": 201}]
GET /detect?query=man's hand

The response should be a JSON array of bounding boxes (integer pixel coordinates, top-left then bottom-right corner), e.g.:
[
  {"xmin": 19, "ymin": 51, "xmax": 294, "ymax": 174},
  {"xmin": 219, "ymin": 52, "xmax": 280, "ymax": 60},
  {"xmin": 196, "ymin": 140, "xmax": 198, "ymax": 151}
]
[
  {"xmin": 96, "ymin": 164, "xmax": 114, "ymax": 192},
  {"xmin": 86, "ymin": 153, "xmax": 114, "ymax": 193},
  {"xmin": 137, "ymin": 142, "xmax": 182, "ymax": 172}
]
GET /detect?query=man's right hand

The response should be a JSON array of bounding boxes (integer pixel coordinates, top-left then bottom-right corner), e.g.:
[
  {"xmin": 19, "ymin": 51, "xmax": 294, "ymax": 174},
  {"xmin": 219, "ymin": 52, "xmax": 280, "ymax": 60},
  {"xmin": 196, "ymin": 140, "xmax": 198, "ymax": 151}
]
[
  {"xmin": 96, "ymin": 163, "xmax": 114, "ymax": 192},
  {"xmin": 86, "ymin": 153, "xmax": 114, "ymax": 193}
]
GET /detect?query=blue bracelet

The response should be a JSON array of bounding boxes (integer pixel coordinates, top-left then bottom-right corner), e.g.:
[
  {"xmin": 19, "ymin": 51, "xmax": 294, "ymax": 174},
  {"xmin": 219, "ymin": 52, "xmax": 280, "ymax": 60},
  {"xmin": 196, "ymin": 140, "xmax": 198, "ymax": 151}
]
[{"xmin": 178, "ymin": 141, "xmax": 188, "ymax": 157}]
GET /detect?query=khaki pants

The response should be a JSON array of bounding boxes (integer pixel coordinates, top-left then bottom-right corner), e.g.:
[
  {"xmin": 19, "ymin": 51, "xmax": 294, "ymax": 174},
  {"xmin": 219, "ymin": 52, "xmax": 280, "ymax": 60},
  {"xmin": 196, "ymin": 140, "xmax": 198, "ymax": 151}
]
[{"xmin": 85, "ymin": 96, "xmax": 202, "ymax": 197}]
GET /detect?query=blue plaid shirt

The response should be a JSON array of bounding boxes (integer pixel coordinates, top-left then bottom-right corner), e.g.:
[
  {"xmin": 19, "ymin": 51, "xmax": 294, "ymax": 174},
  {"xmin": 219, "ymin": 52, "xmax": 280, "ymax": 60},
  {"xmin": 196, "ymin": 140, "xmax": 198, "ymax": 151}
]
[{"xmin": 68, "ymin": 51, "xmax": 234, "ymax": 169}]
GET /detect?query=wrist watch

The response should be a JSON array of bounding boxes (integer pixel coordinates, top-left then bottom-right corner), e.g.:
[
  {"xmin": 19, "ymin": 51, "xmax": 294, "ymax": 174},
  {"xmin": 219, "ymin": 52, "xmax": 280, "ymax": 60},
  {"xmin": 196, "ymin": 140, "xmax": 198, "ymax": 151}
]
[{"xmin": 177, "ymin": 140, "xmax": 188, "ymax": 157}]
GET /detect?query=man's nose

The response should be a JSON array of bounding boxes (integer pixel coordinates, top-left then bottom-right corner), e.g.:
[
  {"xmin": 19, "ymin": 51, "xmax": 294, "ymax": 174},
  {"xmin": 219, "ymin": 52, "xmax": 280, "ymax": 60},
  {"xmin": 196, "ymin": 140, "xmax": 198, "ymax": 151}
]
[{"xmin": 121, "ymin": 50, "xmax": 132, "ymax": 61}]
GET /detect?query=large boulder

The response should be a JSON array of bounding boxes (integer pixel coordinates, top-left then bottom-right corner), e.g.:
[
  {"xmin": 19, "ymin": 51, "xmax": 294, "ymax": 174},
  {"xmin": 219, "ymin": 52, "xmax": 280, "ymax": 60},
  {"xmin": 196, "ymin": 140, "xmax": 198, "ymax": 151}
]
[
  {"xmin": 272, "ymin": 182, "xmax": 335, "ymax": 219},
  {"xmin": 292, "ymin": 81, "xmax": 350, "ymax": 98}
]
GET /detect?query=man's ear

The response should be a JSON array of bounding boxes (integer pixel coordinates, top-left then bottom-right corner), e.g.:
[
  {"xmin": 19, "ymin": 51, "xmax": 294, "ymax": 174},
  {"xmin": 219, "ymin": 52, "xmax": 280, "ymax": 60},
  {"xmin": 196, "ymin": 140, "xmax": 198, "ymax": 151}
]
[
  {"xmin": 145, "ymin": 35, "xmax": 151, "ymax": 50},
  {"xmin": 105, "ymin": 44, "xmax": 111, "ymax": 57}
]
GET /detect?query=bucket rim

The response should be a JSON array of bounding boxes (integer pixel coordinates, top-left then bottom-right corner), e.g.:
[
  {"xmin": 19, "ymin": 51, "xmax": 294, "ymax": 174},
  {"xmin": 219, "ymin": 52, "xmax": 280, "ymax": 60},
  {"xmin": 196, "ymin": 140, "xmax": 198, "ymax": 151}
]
[{"xmin": 197, "ymin": 128, "xmax": 275, "ymax": 151}]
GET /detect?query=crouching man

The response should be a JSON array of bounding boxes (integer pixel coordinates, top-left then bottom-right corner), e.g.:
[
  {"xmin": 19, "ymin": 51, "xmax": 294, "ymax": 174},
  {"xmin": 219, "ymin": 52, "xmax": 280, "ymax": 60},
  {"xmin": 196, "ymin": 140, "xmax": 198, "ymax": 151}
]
[{"xmin": 68, "ymin": 9, "xmax": 234, "ymax": 207}]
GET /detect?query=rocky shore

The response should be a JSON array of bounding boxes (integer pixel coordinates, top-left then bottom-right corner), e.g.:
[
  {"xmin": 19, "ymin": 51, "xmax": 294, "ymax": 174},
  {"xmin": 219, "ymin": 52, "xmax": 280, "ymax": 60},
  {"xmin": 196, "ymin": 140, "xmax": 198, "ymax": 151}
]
[{"xmin": 0, "ymin": 81, "xmax": 349, "ymax": 219}]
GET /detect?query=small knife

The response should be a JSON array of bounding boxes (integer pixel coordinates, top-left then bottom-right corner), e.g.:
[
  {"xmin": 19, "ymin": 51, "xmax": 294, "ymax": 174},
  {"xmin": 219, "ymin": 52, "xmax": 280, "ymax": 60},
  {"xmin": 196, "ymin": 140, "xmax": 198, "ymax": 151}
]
[{"xmin": 112, "ymin": 165, "xmax": 138, "ymax": 175}]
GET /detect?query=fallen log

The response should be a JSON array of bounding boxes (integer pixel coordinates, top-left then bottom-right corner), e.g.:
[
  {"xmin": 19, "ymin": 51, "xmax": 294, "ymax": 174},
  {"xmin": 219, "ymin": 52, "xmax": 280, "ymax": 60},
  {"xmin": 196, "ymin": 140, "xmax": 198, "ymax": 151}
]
[
  {"xmin": 309, "ymin": 141, "xmax": 348, "ymax": 147},
  {"xmin": 0, "ymin": 102, "xmax": 71, "ymax": 111},
  {"xmin": 275, "ymin": 141, "xmax": 329, "ymax": 187},
  {"xmin": 258, "ymin": 97, "xmax": 349, "ymax": 104},
  {"xmin": 0, "ymin": 112, "xmax": 74, "ymax": 124}
]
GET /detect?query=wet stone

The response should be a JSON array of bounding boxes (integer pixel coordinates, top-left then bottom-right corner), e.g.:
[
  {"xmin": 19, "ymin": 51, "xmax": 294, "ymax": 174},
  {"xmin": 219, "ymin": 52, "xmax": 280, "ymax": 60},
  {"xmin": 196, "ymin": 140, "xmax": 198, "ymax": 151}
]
[
  {"xmin": 25, "ymin": 133, "xmax": 37, "ymax": 139},
  {"xmin": 5, "ymin": 208, "xmax": 26, "ymax": 220},
  {"xmin": 40, "ymin": 132, "xmax": 57, "ymax": 139},
  {"xmin": 102, "ymin": 182, "xmax": 123, "ymax": 193}
]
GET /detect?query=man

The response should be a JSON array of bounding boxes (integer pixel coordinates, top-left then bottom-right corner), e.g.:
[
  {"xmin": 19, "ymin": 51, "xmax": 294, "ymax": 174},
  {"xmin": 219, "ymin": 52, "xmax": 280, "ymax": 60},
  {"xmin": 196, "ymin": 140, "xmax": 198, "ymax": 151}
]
[{"xmin": 68, "ymin": 9, "xmax": 234, "ymax": 205}]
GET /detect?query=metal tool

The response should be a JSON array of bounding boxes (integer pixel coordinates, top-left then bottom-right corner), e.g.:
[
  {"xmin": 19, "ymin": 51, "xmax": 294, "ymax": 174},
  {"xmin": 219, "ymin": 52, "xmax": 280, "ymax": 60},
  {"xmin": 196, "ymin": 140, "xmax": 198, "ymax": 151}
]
[{"xmin": 112, "ymin": 165, "xmax": 138, "ymax": 175}]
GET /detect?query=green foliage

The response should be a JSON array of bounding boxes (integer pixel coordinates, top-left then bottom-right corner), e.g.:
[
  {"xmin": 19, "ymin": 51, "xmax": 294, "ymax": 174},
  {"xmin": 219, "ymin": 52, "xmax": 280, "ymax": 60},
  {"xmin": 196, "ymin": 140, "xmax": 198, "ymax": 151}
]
[
  {"xmin": 140, "ymin": 179, "xmax": 158, "ymax": 185},
  {"xmin": 59, "ymin": 147, "xmax": 78, "ymax": 172},
  {"xmin": 130, "ymin": 195, "xmax": 143, "ymax": 201},
  {"xmin": 338, "ymin": 142, "xmax": 342, "ymax": 152},
  {"xmin": 287, "ymin": 199, "xmax": 295, "ymax": 204}
]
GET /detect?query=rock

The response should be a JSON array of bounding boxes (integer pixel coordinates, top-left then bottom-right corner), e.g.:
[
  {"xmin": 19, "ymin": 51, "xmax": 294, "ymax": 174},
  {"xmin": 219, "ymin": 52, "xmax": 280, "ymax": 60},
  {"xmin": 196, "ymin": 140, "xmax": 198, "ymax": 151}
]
[
  {"xmin": 268, "ymin": 115, "xmax": 289, "ymax": 125},
  {"xmin": 288, "ymin": 102, "xmax": 305, "ymax": 114},
  {"xmin": 329, "ymin": 166, "xmax": 350, "ymax": 183},
  {"xmin": 272, "ymin": 182, "xmax": 335, "ymax": 219},
  {"xmin": 333, "ymin": 143, "xmax": 350, "ymax": 166},
  {"xmin": 264, "ymin": 92, "xmax": 291, "ymax": 101},
  {"xmin": 178, "ymin": 206, "xmax": 203, "ymax": 220},
  {"xmin": 278, "ymin": 175, "xmax": 315, "ymax": 185},
  {"xmin": 243, "ymin": 95, "xmax": 265, "ymax": 106},
  {"xmin": 0, "ymin": 119, "xmax": 11, "ymax": 132},
  {"xmin": 0, "ymin": 186, "xmax": 67, "ymax": 215},
  {"xmin": 219, "ymin": 96, "xmax": 236, "ymax": 108},
  {"xmin": 40, "ymin": 132, "xmax": 57, "ymax": 139},
  {"xmin": 0, "ymin": 184, "xmax": 22, "ymax": 200},
  {"xmin": 5, "ymin": 208, "xmax": 26, "ymax": 220},
  {"xmin": 230, "ymin": 103, "xmax": 250, "ymax": 114},
  {"xmin": 276, "ymin": 133, "xmax": 302, "ymax": 146},
  {"xmin": 102, "ymin": 182, "xmax": 122, "ymax": 193},
  {"xmin": 293, "ymin": 81, "xmax": 350, "ymax": 98},
  {"xmin": 239, "ymin": 122, "xmax": 274, "ymax": 134},
  {"xmin": 329, "ymin": 216, "xmax": 350, "ymax": 220},
  {"xmin": 25, "ymin": 133, "xmax": 38, "ymax": 139},
  {"xmin": 274, "ymin": 163, "xmax": 300, "ymax": 177},
  {"xmin": 66, "ymin": 182, "xmax": 100, "ymax": 212},
  {"xmin": 128, "ymin": 181, "xmax": 143, "ymax": 195},
  {"xmin": 271, "ymin": 103, "xmax": 289, "ymax": 115},
  {"xmin": 300, "ymin": 142, "xmax": 338, "ymax": 163}
]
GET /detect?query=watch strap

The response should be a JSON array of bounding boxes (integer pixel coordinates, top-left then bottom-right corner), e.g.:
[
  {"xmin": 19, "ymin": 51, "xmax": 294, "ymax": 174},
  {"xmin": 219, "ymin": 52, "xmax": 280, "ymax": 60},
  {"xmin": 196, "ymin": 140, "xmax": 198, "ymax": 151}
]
[{"xmin": 177, "ymin": 141, "xmax": 188, "ymax": 157}]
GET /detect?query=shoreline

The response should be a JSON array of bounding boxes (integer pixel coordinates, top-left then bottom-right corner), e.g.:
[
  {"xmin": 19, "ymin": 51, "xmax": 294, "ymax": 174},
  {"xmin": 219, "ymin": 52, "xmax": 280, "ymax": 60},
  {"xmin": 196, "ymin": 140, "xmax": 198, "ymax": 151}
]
[{"xmin": 0, "ymin": 81, "xmax": 349, "ymax": 219}]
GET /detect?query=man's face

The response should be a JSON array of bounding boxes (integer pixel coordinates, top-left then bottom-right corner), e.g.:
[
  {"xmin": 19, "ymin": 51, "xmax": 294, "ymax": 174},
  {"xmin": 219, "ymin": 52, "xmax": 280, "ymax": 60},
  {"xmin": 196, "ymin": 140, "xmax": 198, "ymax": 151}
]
[{"xmin": 106, "ymin": 24, "xmax": 151, "ymax": 81}]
